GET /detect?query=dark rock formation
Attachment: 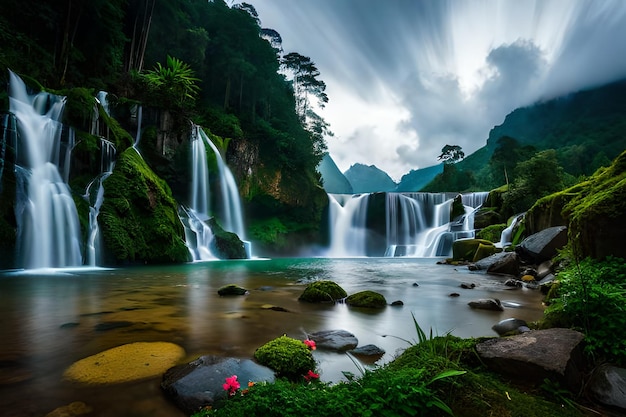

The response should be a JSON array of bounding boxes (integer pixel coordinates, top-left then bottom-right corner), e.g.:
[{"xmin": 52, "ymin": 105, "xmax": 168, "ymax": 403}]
[
  {"xmin": 476, "ymin": 328, "xmax": 585, "ymax": 390},
  {"xmin": 468, "ymin": 298, "xmax": 504, "ymax": 311},
  {"xmin": 588, "ymin": 364, "xmax": 626, "ymax": 411},
  {"xmin": 161, "ymin": 356, "xmax": 275, "ymax": 415},
  {"xmin": 217, "ymin": 284, "xmax": 248, "ymax": 296},
  {"xmin": 492, "ymin": 318, "xmax": 529, "ymax": 336},
  {"xmin": 308, "ymin": 330, "xmax": 358, "ymax": 352},
  {"xmin": 515, "ymin": 226, "xmax": 567, "ymax": 264},
  {"xmin": 207, "ymin": 218, "xmax": 247, "ymax": 259}
]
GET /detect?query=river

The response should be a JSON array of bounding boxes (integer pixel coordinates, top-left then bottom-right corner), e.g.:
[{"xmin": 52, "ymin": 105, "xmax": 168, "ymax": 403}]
[{"xmin": 0, "ymin": 257, "xmax": 545, "ymax": 417}]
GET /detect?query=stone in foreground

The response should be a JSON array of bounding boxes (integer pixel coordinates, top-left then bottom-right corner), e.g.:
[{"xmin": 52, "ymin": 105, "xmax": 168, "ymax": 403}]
[
  {"xmin": 309, "ymin": 329, "xmax": 358, "ymax": 351},
  {"xmin": 161, "ymin": 355, "xmax": 275, "ymax": 415},
  {"xmin": 476, "ymin": 328, "xmax": 584, "ymax": 390}
]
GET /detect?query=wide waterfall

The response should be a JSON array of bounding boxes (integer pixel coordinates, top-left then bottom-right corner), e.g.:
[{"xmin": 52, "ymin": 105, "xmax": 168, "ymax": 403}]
[
  {"xmin": 327, "ymin": 192, "xmax": 488, "ymax": 258},
  {"xmin": 183, "ymin": 125, "xmax": 249, "ymax": 260},
  {"xmin": 9, "ymin": 71, "xmax": 83, "ymax": 269}
]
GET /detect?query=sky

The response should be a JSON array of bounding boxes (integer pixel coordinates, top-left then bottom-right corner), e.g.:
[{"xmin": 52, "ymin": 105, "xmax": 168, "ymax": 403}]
[{"xmin": 250, "ymin": 0, "xmax": 626, "ymax": 180}]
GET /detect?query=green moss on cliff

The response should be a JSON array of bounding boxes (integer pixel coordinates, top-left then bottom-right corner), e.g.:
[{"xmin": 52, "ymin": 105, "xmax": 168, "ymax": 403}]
[{"xmin": 99, "ymin": 148, "xmax": 189, "ymax": 265}]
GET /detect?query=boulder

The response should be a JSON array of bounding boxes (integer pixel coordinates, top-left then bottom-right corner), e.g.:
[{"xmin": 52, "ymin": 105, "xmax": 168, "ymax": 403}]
[
  {"xmin": 492, "ymin": 318, "xmax": 529, "ymax": 336},
  {"xmin": 588, "ymin": 364, "xmax": 626, "ymax": 411},
  {"xmin": 217, "ymin": 284, "xmax": 248, "ymax": 296},
  {"xmin": 64, "ymin": 342, "xmax": 185, "ymax": 385},
  {"xmin": 207, "ymin": 218, "xmax": 247, "ymax": 259},
  {"xmin": 346, "ymin": 290, "xmax": 387, "ymax": 308},
  {"xmin": 298, "ymin": 280, "xmax": 347, "ymax": 303},
  {"xmin": 470, "ymin": 252, "xmax": 520, "ymax": 277},
  {"xmin": 476, "ymin": 328, "xmax": 585, "ymax": 390},
  {"xmin": 468, "ymin": 298, "xmax": 504, "ymax": 311},
  {"xmin": 308, "ymin": 330, "xmax": 358, "ymax": 352},
  {"xmin": 515, "ymin": 226, "xmax": 567, "ymax": 264},
  {"xmin": 452, "ymin": 239, "xmax": 495, "ymax": 262},
  {"xmin": 161, "ymin": 356, "xmax": 275, "ymax": 415},
  {"xmin": 349, "ymin": 344, "xmax": 385, "ymax": 359}
]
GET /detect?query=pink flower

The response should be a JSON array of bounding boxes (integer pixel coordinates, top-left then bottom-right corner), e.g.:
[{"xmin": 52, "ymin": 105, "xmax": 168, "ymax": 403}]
[
  {"xmin": 303, "ymin": 370, "xmax": 320, "ymax": 381},
  {"xmin": 303, "ymin": 339, "xmax": 316, "ymax": 350},
  {"xmin": 223, "ymin": 375, "xmax": 240, "ymax": 396}
]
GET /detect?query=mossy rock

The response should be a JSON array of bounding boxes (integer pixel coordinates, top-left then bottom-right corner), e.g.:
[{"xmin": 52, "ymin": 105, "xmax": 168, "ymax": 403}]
[
  {"xmin": 207, "ymin": 217, "xmax": 247, "ymax": 259},
  {"xmin": 217, "ymin": 284, "xmax": 248, "ymax": 296},
  {"xmin": 346, "ymin": 290, "xmax": 387, "ymax": 308},
  {"xmin": 452, "ymin": 239, "xmax": 495, "ymax": 262},
  {"xmin": 473, "ymin": 243, "xmax": 497, "ymax": 262},
  {"xmin": 476, "ymin": 223, "xmax": 506, "ymax": 243},
  {"xmin": 63, "ymin": 342, "xmax": 185, "ymax": 384},
  {"xmin": 298, "ymin": 280, "xmax": 347, "ymax": 303},
  {"xmin": 254, "ymin": 335, "xmax": 316, "ymax": 380}
]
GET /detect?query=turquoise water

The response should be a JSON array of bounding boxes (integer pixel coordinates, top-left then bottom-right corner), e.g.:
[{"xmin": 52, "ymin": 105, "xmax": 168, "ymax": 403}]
[{"xmin": 0, "ymin": 258, "xmax": 545, "ymax": 416}]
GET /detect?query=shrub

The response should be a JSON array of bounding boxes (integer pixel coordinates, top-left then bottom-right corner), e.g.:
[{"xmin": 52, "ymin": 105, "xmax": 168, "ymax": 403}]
[{"xmin": 254, "ymin": 336, "xmax": 316, "ymax": 380}]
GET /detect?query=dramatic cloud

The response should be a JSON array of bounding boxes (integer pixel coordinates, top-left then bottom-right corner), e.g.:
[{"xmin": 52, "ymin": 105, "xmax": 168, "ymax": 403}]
[{"xmin": 251, "ymin": 0, "xmax": 626, "ymax": 179}]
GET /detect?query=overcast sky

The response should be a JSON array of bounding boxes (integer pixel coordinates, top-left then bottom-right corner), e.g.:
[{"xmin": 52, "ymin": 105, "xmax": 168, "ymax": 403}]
[{"xmin": 250, "ymin": 0, "xmax": 626, "ymax": 180}]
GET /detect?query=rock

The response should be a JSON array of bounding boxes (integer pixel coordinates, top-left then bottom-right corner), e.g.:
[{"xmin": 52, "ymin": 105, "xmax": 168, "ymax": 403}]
[
  {"xmin": 468, "ymin": 298, "xmax": 504, "ymax": 311},
  {"xmin": 588, "ymin": 364, "xmax": 626, "ymax": 410},
  {"xmin": 504, "ymin": 279, "xmax": 522, "ymax": 288},
  {"xmin": 298, "ymin": 280, "xmax": 347, "ymax": 303},
  {"xmin": 412, "ymin": 282, "xmax": 419, "ymax": 287},
  {"xmin": 449, "ymin": 292, "xmax": 460, "ymax": 297},
  {"xmin": 349, "ymin": 344, "xmax": 385, "ymax": 360},
  {"xmin": 261, "ymin": 304, "xmax": 289, "ymax": 312},
  {"xmin": 521, "ymin": 275, "xmax": 535, "ymax": 282},
  {"xmin": 460, "ymin": 282, "xmax": 475, "ymax": 289},
  {"xmin": 390, "ymin": 300, "xmax": 404, "ymax": 306},
  {"xmin": 452, "ymin": 239, "xmax": 495, "ymax": 262},
  {"xmin": 161, "ymin": 355, "xmax": 275, "ymax": 415},
  {"xmin": 515, "ymin": 226, "xmax": 568, "ymax": 263},
  {"xmin": 492, "ymin": 318, "xmax": 528, "ymax": 336},
  {"xmin": 64, "ymin": 342, "xmax": 185, "ymax": 384},
  {"xmin": 536, "ymin": 260, "xmax": 553, "ymax": 279},
  {"xmin": 308, "ymin": 330, "xmax": 358, "ymax": 352},
  {"xmin": 471, "ymin": 252, "xmax": 520, "ymax": 276},
  {"xmin": 537, "ymin": 273, "xmax": 556, "ymax": 287},
  {"xmin": 94, "ymin": 321, "xmax": 134, "ymax": 331},
  {"xmin": 476, "ymin": 328, "xmax": 585, "ymax": 390},
  {"xmin": 217, "ymin": 284, "xmax": 248, "ymax": 296},
  {"xmin": 346, "ymin": 290, "xmax": 387, "ymax": 308},
  {"xmin": 207, "ymin": 218, "xmax": 248, "ymax": 259}
]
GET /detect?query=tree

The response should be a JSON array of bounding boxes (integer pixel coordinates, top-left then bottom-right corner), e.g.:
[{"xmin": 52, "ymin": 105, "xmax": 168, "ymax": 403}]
[
  {"xmin": 438, "ymin": 144, "xmax": 465, "ymax": 164},
  {"xmin": 281, "ymin": 52, "xmax": 329, "ymax": 123}
]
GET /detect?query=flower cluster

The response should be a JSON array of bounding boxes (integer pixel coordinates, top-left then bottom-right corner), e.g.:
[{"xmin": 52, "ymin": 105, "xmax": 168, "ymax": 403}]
[
  {"xmin": 303, "ymin": 369, "xmax": 319, "ymax": 382},
  {"xmin": 303, "ymin": 338, "xmax": 316, "ymax": 350},
  {"xmin": 222, "ymin": 375, "xmax": 240, "ymax": 396}
]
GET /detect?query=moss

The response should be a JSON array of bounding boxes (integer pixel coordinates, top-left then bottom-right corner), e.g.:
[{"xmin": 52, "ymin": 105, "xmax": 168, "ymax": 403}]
[
  {"xmin": 476, "ymin": 223, "xmax": 506, "ymax": 242},
  {"xmin": 473, "ymin": 243, "xmax": 497, "ymax": 262},
  {"xmin": 207, "ymin": 217, "xmax": 247, "ymax": 259},
  {"xmin": 298, "ymin": 280, "xmax": 347, "ymax": 303},
  {"xmin": 346, "ymin": 290, "xmax": 387, "ymax": 308},
  {"xmin": 254, "ymin": 335, "xmax": 316, "ymax": 380},
  {"xmin": 452, "ymin": 239, "xmax": 495, "ymax": 261},
  {"xmin": 217, "ymin": 284, "xmax": 248, "ymax": 296},
  {"xmin": 99, "ymin": 148, "xmax": 189, "ymax": 265}
]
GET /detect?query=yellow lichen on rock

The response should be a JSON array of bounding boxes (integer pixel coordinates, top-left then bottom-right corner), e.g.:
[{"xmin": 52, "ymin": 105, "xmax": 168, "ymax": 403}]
[{"xmin": 63, "ymin": 342, "xmax": 185, "ymax": 384}]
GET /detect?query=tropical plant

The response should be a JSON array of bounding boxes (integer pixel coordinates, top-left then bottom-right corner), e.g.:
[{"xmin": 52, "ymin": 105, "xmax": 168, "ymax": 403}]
[{"xmin": 141, "ymin": 55, "xmax": 200, "ymax": 109}]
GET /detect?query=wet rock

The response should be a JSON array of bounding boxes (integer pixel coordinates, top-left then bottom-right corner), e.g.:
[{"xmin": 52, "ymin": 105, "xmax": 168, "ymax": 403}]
[
  {"xmin": 162, "ymin": 356, "xmax": 275, "ymax": 415},
  {"xmin": 64, "ymin": 342, "xmax": 185, "ymax": 384},
  {"xmin": 460, "ymin": 282, "xmax": 475, "ymax": 289},
  {"xmin": 536, "ymin": 261, "xmax": 553, "ymax": 280},
  {"xmin": 588, "ymin": 364, "xmax": 626, "ymax": 410},
  {"xmin": 299, "ymin": 280, "xmax": 347, "ymax": 303},
  {"xmin": 217, "ymin": 284, "xmax": 248, "ymax": 296},
  {"xmin": 504, "ymin": 278, "xmax": 522, "ymax": 288},
  {"xmin": 261, "ymin": 304, "xmax": 290, "ymax": 312},
  {"xmin": 476, "ymin": 328, "xmax": 585, "ymax": 390},
  {"xmin": 349, "ymin": 344, "xmax": 385, "ymax": 359},
  {"xmin": 468, "ymin": 298, "xmax": 504, "ymax": 311},
  {"xmin": 94, "ymin": 321, "xmax": 134, "ymax": 331},
  {"xmin": 412, "ymin": 282, "xmax": 419, "ymax": 287},
  {"xmin": 346, "ymin": 290, "xmax": 387, "ymax": 308},
  {"xmin": 449, "ymin": 292, "xmax": 460, "ymax": 297},
  {"xmin": 309, "ymin": 330, "xmax": 358, "ymax": 352},
  {"xmin": 492, "ymin": 318, "xmax": 529, "ymax": 336},
  {"xmin": 516, "ymin": 226, "xmax": 568, "ymax": 264},
  {"xmin": 390, "ymin": 300, "xmax": 404, "ymax": 306},
  {"xmin": 471, "ymin": 252, "xmax": 520, "ymax": 276}
]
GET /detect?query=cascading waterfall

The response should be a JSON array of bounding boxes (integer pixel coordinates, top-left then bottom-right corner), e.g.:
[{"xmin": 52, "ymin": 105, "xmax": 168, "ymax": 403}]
[
  {"xmin": 9, "ymin": 71, "xmax": 83, "ymax": 269},
  {"xmin": 327, "ymin": 191, "xmax": 488, "ymax": 258},
  {"xmin": 327, "ymin": 193, "xmax": 371, "ymax": 257},
  {"xmin": 83, "ymin": 139, "xmax": 116, "ymax": 266},
  {"xmin": 182, "ymin": 124, "xmax": 249, "ymax": 260}
]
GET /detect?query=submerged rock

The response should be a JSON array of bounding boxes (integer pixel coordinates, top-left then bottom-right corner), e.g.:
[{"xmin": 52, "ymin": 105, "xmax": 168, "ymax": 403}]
[
  {"xmin": 217, "ymin": 284, "xmax": 248, "ymax": 296},
  {"xmin": 468, "ymin": 298, "xmax": 504, "ymax": 311},
  {"xmin": 64, "ymin": 342, "xmax": 185, "ymax": 384},
  {"xmin": 346, "ymin": 290, "xmax": 387, "ymax": 308},
  {"xmin": 492, "ymin": 318, "xmax": 529, "ymax": 336},
  {"xmin": 298, "ymin": 280, "xmax": 347, "ymax": 303}
]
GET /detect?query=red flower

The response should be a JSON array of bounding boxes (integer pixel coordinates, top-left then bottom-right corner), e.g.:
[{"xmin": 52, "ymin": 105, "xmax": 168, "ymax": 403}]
[
  {"xmin": 303, "ymin": 339, "xmax": 316, "ymax": 350},
  {"xmin": 223, "ymin": 375, "xmax": 240, "ymax": 396},
  {"xmin": 303, "ymin": 370, "xmax": 320, "ymax": 381}
]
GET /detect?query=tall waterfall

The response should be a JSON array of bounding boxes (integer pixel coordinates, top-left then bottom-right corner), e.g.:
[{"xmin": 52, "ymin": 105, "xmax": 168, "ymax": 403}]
[
  {"xmin": 327, "ymin": 192, "xmax": 488, "ymax": 258},
  {"xmin": 9, "ymin": 71, "xmax": 83, "ymax": 269},
  {"xmin": 183, "ymin": 125, "xmax": 248, "ymax": 260}
]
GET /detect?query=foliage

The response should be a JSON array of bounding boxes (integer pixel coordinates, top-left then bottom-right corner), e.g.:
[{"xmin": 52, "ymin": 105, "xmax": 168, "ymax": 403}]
[
  {"xmin": 254, "ymin": 335, "xmax": 317, "ymax": 380},
  {"xmin": 476, "ymin": 223, "xmax": 506, "ymax": 243},
  {"xmin": 543, "ymin": 256, "xmax": 626, "ymax": 365},
  {"xmin": 249, "ymin": 217, "xmax": 288, "ymax": 246},
  {"xmin": 438, "ymin": 144, "xmax": 465, "ymax": 164},
  {"xmin": 298, "ymin": 280, "xmax": 347, "ymax": 303},
  {"xmin": 141, "ymin": 55, "xmax": 200, "ymax": 110}
]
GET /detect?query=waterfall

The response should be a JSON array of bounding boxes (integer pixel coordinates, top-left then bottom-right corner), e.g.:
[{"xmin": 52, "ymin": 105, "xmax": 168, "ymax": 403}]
[
  {"xmin": 83, "ymin": 139, "xmax": 116, "ymax": 266},
  {"xmin": 327, "ymin": 194, "xmax": 371, "ymax": 257},
  {"xmin": 182, "ymin": 125, "xmax": 249, "ymax": 260},
  {"xmin": 9, "ymin": 71, "xmax": 83, "ymax": 269},
  {"xmin": 498, "ymin": 212, "xmax": 524, "ymax": 248},
  {"xmin": 327, "ymin": 191, "xmax": 488, "ymax": 258}
]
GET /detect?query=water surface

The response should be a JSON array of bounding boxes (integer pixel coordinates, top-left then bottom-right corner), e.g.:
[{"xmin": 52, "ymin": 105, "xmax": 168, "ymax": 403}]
[{"xmin": 0, "ymin": 258, "xmax": 545, "ymax": 417}]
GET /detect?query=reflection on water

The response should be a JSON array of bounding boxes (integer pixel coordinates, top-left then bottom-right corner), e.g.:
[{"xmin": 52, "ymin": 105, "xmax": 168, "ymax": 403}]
[{"xmin": 0, "ymin": 258, "xmax": 545, "ymax": 416}]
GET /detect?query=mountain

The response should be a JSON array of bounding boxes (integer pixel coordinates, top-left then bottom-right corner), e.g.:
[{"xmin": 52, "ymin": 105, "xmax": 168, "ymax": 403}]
[
  {"xmin": 396, "ymin": 164, "xmax": 444, "ymax": 192},
  {"xmin": 317, "ymin": 154, "xmax": 353, "ymax": 194},
  {"xmin": 344, "ymin": 163, "xmax": 397, "ymax": 193}
]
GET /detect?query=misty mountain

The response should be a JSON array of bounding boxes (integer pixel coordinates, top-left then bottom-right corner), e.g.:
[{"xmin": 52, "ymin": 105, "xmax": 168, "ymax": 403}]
[
  {"xmin": 318, "ymin": 154, "xmax": 353, "ymax": 194},
  {"xmin": 395, "ymin": 164, "xmax": 444, "ymax": 192},
  {"xmin": 344, "ymin": 163, "xmax": 397, "ymax": 193}
]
